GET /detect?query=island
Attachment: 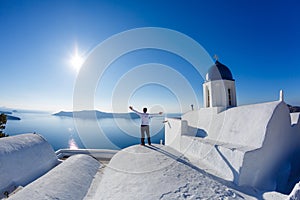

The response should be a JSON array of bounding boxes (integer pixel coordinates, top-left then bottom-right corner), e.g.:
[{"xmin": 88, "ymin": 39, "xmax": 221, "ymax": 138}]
[{"xmin": 0, "ymin": 111, "xmax": 21, "ymax": 120}]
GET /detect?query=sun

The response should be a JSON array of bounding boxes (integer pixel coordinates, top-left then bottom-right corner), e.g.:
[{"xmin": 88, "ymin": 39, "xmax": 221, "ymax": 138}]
[
  {"xmin": 70, "ymin": 54, "xmax": 84, "ymax": 71},
  {"xmin": 69, "ymin": 47, "xmax": 84, "ymax": 72}
]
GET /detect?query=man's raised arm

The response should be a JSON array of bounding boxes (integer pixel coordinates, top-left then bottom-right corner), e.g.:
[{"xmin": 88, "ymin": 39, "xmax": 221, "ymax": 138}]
[{"xmin": 129, "ymin": 106, "xmax": 142, "ymax": 115}]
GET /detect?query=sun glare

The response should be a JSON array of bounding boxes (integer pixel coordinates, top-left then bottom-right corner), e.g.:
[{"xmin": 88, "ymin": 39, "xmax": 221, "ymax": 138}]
[
  {"xmin": 71, "ymin": 55, "xmax": 84, "ymax": 71},
  {"xmin": 69, "ymin": 46, "xmax": 84, "ymax": 72}
]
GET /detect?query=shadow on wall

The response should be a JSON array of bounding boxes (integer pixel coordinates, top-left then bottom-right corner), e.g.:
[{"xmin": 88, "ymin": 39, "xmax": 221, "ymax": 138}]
[
  {"xmin": 215, "ymin": 145, "xmax": 239, "ymax": 184},
  {"xmin": 181, "ymin": 120, "xmax": 208, "ymax": 138},
  {"xmin": 194, "ymin": 128, "xmax": 208, "ymax": 138},
  {"xmin": 183, "ymin": 123, "xmax": 207, "ymax": 138},
  {"xmin": 285, "ymin": 149, "xmax": 300, "ymax": 194}
]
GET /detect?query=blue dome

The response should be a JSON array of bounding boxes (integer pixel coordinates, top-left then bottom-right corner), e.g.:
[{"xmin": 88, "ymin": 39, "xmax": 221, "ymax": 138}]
[{"xmin": 206, "ymin": 60, "xmax": 234, "ymax": 81}]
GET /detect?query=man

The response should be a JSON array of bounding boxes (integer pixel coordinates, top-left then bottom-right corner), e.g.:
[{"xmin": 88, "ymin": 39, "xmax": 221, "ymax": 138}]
[{"xmin": 129, "ymin": 106, "xmax": 163, "ymax": 145}]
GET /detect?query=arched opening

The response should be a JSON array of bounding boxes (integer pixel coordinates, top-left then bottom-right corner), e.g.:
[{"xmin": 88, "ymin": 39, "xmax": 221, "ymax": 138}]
[
  {"xmin": 207, "ymin": 87, "xmax": 210, "ymax": 108},
  {"xmin": 228, "ymin": 88, "xmax": 232, "ymax": 106}
]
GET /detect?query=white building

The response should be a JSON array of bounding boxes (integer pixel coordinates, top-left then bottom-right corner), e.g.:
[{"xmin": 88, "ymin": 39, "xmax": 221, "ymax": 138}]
[
  {"xmin": 203, "ymin": 60, "xmax": 237, "ymax": 109},
  {"xmin": 165, "ymin": 60, "xmax": 300, "ymax": 194}
]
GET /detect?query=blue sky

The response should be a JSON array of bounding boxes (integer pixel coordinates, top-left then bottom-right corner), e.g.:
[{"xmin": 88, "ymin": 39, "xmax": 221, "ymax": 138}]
[{"xmin": 0, "ymin": 0, "xmax": 299, "ymax": 113}]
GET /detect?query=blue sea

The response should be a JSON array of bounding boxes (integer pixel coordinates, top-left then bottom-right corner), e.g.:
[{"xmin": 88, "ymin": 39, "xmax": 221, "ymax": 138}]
[{"xmin": 5, "ymin": 111, "xmax": 178, "ymax": 151}]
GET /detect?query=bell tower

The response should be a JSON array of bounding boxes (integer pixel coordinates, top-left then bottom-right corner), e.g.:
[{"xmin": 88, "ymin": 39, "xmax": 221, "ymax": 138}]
[{"xmin": 203, "ymin": 59, "xmax": 237, "ymax": 108}]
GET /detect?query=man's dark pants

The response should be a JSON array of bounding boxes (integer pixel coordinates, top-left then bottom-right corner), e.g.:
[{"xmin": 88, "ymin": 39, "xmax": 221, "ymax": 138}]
[{"xmin": 141, "ymin": 125, "xmax": 151, "ymax": 145}]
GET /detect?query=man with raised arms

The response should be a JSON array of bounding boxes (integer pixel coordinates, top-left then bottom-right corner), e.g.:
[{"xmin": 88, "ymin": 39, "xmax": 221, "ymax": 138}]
[{"xmin": 129, "ymin": 106, "xmax": 163, "ymax": 146}]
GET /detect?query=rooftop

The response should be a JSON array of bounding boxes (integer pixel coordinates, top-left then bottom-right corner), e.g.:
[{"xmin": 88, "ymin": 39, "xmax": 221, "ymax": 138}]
[{"xmin": 205, "ymin": 60, "xmax": 234, "ymax": 81}]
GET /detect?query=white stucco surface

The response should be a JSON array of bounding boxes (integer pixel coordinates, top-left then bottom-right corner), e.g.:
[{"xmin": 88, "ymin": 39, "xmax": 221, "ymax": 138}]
[
  {"xmin": 182, "ymin": 101, "xmax": 283, "ymax": 149},
  {"xmin": 166, "ymin": 100, "xmax": 300, "ymax": 193},
  {"xmin": 9, "ymin": 154, "xmax": 100, "ymax": 200},
  {"xmin": 203, "ymin": 79, "xmax": 237, "ymax": 108},
  {"xmin": 164, "ymin": 118, "xmax": 182, "ymax": 151},
  {"xmin": 291, "ymin": 112, "xmax": 300, "ymax": 125},
  {"xmin": 0, "ymin": 133, "xmax": 59, "ymax": 197},
  {"xmin": 180, "ymin": 136, "xmax": 252, "ymax": 184},
  {"xmin": 92, "ymin": 144, "xmax": 256, "ymax": 200},
  {"xmin": 288, "ymin": 181, "xmax": 300, "ymax": 200},
  {"xmin": 1, "ymin": 133, "xmax": 294, "ymax": 199}
]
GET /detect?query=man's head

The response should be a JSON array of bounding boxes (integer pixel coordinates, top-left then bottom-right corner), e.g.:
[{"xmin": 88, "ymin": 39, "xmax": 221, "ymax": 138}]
[{"xmin": 143, "ymin": 108, "xmax": 147, "ymax": 113}]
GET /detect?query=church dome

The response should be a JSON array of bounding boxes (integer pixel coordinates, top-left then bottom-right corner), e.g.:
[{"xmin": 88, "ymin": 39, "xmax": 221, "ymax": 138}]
[{"xmin": 206, "ymin": 60, "xmax": 234, "ymax": 81}]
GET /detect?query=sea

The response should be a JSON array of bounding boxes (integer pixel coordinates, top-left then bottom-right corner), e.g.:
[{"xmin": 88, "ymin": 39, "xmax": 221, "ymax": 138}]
[{"xmin": 5, "ymin": 111, "xmax": 180, "ymax": 151}]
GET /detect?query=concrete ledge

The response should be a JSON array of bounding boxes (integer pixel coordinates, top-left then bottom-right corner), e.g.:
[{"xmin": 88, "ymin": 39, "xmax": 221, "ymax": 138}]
[
  {"xmin": 181, "ymin": 136, "xmax": 253, "ymax": 184},
  {"xmin": 56, "ymin": 148, "xmax": 118, "ymax": 161}
]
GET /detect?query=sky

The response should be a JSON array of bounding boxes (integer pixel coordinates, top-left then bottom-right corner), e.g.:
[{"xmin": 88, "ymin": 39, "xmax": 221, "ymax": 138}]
[{"xmin": 0, "ymin": 0, "xmax": 299, "ymax": 113}]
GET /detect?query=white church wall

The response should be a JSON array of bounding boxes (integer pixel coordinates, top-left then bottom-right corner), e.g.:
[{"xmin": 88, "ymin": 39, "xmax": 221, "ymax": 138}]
[
  {"xmin": 291, "ymin": 112, "xmax": 300, "ymax": 125},
  {"xmin": 202, "ymin": 82, "xmax": 210, "ymax": 108},
  {"xmin": 218, "ymin": 101, "xmax": 280, "ymax": 148},
  {"xmin": 177, "ymin": 101, "xmax": 300, "ymax": 192},
  {"xmin": 239, "ymin": 102, "xmax": 295, "ymax": 191},
  {"xmin": 182, "ymin": 101, "xmax": 281, "ymax": 149},
  {"xmin": 182, "ymin": 107, "xmax": 222, "ymax": 134},
  {"xmin": 286, "ymin": 116, "xmax": 300, "ymax": 193},
  {"xmin": 181, "ymin": 136, "xmax": 250, "ymax": 183},
  {"xmin": 203, "ymin": 80, "xmax": 236, "ymax": 108},
  {"xmin": 166, "ymin": 59, "xmax": 300, "ymax": 193},
  {"xmin": 262, "ymin": 102, "xmax": 294, "ymax": 192},
  {"xmin": 204, "ymin": 80, "xmax": 226, "ymax": 108},
  {"xmin": 165, "ymin": 118, "xmax": 182, "ymax": 152},
  {"xmin": 221, "ymin": 80, "xmax": 237, "ymax": 107},
  {"xmin": 227, "ymin": 80, "xmax": 237, "ymax": 107}
]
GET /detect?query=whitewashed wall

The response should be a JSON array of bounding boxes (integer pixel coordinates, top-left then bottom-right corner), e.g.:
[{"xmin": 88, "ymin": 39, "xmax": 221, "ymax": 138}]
[
  {"xmin": 165, "ymin": 118, "xmax": 182, "ymax": 152},
  {"xmin": 239, "ymin": 102, "xmax": 293, "ymax": 190},
  {"xmin": 182, "ymin": 101, "xmax": 281, "ymax": 148},
  {"xmin": 203, "ymin": 80, "xmax": 237, "ymax": 108},
  {"xmin": 0, "ymin": 133, "xmax": 59, "ymax": 196},
  {"xmin": 166, "ymin": 101, "xmax": 300, "ymax": 192}
]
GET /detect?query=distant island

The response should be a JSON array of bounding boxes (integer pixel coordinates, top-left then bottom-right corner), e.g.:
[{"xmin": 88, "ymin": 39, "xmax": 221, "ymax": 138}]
[
  {"xmin": 0, "ymin": 110, "xmax": 21, "ymax": 120},
  {"xmin": 6, "ymin": 115, "xmax": 21, "ymax": 120},
  {"xmin": 53, "ymin": 110, "xmax": 140, "ymax": 119}
]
